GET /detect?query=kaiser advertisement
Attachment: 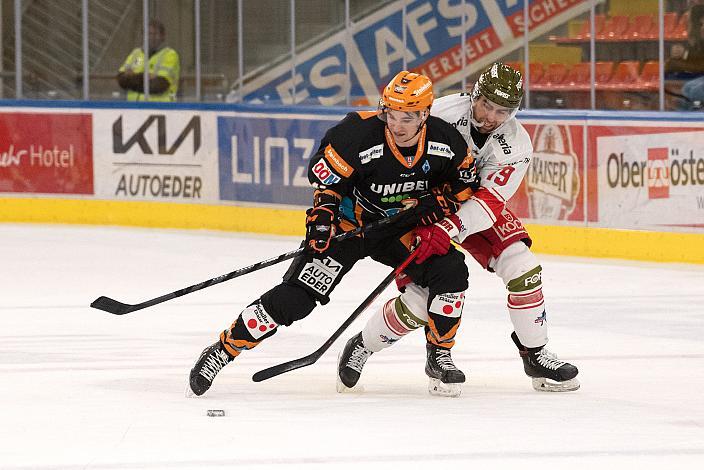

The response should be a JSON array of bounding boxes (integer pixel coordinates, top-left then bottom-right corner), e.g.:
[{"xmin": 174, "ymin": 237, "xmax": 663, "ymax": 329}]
[
  {"xmin": 0, "ymin": 112, "xmax": 93, "ymax": 194},
  {"xmin": 92, "ymin": 109, "xmax": 218, "ymax": 203},
  {"xmin": 508, "ymin": 121, "xmax": 585, "ymax": 222}
]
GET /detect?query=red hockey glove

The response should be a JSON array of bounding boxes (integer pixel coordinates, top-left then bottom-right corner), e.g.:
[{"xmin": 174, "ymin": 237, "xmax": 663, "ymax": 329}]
[
  {"xmin": 305, "ymin": 190, "xmax": 340, "ymax": 254},
  {"xmin": 414, "ymin": 215, "xmax": 462, "ymax": 264}
]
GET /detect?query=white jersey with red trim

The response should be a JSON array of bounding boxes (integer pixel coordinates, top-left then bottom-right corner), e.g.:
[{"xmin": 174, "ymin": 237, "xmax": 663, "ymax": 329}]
[{"xmin": 431, "ymin": 92, "xmax": 533, "ymax": 242}]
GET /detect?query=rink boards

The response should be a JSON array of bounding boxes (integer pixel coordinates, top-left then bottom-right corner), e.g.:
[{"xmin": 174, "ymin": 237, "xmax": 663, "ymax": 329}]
[{"xmin": 0, "ymin": 101, "xmax": 702, "ymax": 264}]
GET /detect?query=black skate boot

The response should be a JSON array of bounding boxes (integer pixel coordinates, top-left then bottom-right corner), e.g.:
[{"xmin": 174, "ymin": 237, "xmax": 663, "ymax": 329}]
[
  {"xmin": 336, "ymin": 332, "xmax": 373, "ymax": 392},
  {"xmin": 511, "ymin": 332, "xmax": 579, "ymax": 392},
  {"xmin": 425, "ymin": 343, "xmax": 465, "ymax": 397},
  {"xmin": 187, "ymin": 341, "xmax": 234, "ymax": 397}
]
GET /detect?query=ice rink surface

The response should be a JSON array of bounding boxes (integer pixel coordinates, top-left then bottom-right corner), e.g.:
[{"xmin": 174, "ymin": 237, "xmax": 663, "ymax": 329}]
[{"xmin": 1, "ymin": 223, "xmax": 703, "ymax": 469}]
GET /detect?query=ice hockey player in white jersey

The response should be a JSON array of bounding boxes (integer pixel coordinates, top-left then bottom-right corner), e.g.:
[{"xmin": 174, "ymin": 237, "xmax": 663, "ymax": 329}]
[{"xmin": 337, "ymin": 62, "xmax": 579, "ymax": 396}]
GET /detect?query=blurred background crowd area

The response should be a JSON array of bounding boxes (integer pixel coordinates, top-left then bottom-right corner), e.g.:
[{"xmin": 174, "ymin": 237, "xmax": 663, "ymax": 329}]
[{"xmin": 1, "ymin": 0, "xmax": 703, "ymax": 111}]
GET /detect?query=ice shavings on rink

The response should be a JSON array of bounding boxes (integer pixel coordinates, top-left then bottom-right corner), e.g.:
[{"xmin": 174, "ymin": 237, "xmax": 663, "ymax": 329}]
[{"xmin": 1, "ymin": 224, "xmax": 703, "ymax": 469}]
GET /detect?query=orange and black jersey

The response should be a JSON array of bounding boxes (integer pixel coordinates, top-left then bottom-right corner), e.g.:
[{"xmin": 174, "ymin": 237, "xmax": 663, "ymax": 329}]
[{"xmin": 307, "ymin": 110, "xmax": 473, "ymax": 227}]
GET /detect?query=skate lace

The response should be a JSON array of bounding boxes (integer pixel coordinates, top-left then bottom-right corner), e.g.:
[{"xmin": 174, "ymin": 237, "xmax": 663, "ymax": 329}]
[
  {"xmin": 346, "ymin": 345, "xmax": 372, "ymax": 373},
  {"xmin": 435, "ymin": 349, "xmax": 458, "ymax": 371},
  {"xmin": 535, "ymin": 349, "xmax": 565, "ymax": 371},
  {"xmin": 200, "ymin": 349, "xmax": 231, "ymax": 381}
]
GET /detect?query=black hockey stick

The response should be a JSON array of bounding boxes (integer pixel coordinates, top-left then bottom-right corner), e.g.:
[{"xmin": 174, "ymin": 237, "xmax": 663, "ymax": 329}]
[
  {"xmin": 251, "ymin": 248, "xmax": 419, "ymax": 382},
  {"xmin": 90, "ymin": 207, "xmax": 417, "ymax": 315}
]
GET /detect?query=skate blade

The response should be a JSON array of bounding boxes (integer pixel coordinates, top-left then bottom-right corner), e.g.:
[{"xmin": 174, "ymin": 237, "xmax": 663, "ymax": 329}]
[
  {"xmin": 185, "ymin": 376, "xmax": 199, "ymax": 398},
  {"xmin": 336, "ymin": 376, "xmax": 365, "ymax": 393},
  {"xmin": 335, "ymin": 350, "xmax": 365, "ymax": 393},
  {"xmin": 428, "ymin": 378, "xmax": 461, "ymax": 398},
  {"xmin": 531, "ymin": 377, "xmax": 580, "ymax": 392}
]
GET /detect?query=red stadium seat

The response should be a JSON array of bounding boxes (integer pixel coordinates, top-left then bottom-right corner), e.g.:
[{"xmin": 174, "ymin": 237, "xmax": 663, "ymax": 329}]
[
  {"xmin": 557, "ymin": 62, "xmax": 591, "ymax": 91},
  {"xmin": 606, "ymin": 61, "xmax": 641, "ymax": 90},
  {"xmin": 574, "ymin": 14, "xmax": 606, "ymax": 40},
  {"xmin": 524, "ymin": 63, "xmax": 545, "ymax": 90},
  {"xmin": 675, "ymin": 11, "xmax": 689, "ymax": 39},
  {"xmin": 594, "ymin": 61, "xmax": 615, "ymax": 90},
  {"xmin": 532, "ymin": 63, "xmax": 568, "ymax": 91},
  {"xmin": 626, "ymin": 15, "xmax": 657, "ymax": 40},
  {"xmin": 664, "ymin": 12, "xmax": 680, "ymax": 40},
  {"xmin": 639, "ymin": 61, "xmax": 660, "ymax": 90},
  {"xmin": 598, "ymin": 15, "xmax": 631, "ymax": 40}
]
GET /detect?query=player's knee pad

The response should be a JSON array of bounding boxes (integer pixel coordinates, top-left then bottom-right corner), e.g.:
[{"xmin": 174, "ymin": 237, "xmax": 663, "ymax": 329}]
[
  {"xmin": 222, "ymin": 299, "xmax": 279, "ymax": 356},
  {"xmin": 425, "ymin": 249, "xmax": 469, "ymax": 295},
  {"xmin": 493, "ymin": 242, "xmax": 540, "ymax": 288},
  {"xmin": 260, "ymin": 282, "xmax": 317, "ymax": 326}
]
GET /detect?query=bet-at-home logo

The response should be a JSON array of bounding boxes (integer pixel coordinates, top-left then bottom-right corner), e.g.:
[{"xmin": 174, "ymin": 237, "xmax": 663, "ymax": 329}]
[{"xmin": 526, "ymin": 124, "xmax": 580, "ymax": 220}]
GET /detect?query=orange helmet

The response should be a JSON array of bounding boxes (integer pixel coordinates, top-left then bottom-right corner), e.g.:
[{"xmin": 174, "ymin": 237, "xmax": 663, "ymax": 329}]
[{"xmin": 380, "ymin": 71, "xmax": 434, "ymax": 112}]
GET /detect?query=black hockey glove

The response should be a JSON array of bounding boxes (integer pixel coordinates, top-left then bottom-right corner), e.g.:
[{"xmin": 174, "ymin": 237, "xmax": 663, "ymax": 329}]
[
  {"xmin": 305, "ymin": 190, "xmax": 340, "ymax": 254},
  {"xmin": 408, "ymin": 185, "xmax": 462, "ymax": 226}
]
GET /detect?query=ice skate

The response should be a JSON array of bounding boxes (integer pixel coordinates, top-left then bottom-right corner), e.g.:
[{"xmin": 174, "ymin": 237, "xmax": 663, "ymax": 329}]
[
  {"xmin": 511, "ymin": 332, "xmax": 579, "ymax": 392},
  {"xmin": 186, "ymin": 341, "xmax": 234, "ymax": 397},
  {"xmin": 336, "ymin": 332, "xmax": 373, "ymax": 392},
  {"xmin": 425, "ymin": 343, "xmax": 465, "ymax": 397}
]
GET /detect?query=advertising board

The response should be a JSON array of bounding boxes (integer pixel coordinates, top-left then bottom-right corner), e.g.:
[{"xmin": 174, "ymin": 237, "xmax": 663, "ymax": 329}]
[
  {"xmin": 92, "ymin": 109, "xmax": 219, "ymax": 203},
  {"xmin": 0, "ymin": 112, "xmax": 93, "ymax": 195}
]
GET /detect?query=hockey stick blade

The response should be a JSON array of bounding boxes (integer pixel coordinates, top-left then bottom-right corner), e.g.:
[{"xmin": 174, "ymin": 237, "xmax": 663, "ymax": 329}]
[
  {"xmin": 252, "ymin": 352, "xmax": 323, "ymax": 382},
  {"xmin": 252, "ymin": 249, "xmax": 418, "ymax": 382},
  {"xmin": 90, "ymin": 296, "xmax": 136, "ymax": 315}
]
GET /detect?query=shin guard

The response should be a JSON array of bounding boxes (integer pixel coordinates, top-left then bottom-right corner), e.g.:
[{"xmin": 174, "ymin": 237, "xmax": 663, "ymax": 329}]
[
  {"xmin": 220, "ymin": 300, "xmax": 278, "ymax": 357},
  {"xmin": 426, "ymin": 291, "xmax": 464, "ymax": 348}
]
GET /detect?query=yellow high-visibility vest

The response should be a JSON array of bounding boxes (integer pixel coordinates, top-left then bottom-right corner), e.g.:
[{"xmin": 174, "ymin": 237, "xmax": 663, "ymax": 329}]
[{"xmin": 119, "ymin": 46, "xmax": 180, "ymax": 101}]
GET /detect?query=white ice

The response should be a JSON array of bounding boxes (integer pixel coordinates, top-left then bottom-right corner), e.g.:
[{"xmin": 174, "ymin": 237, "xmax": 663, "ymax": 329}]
[{"xmin": 1, "ymin": 223, "xmax": 703, "ymax": 470}]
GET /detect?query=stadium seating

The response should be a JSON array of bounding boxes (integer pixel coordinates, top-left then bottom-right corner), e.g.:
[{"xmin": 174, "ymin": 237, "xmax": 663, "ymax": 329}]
[
  {"xmin": 554, "ymin": 12, "xmax": 689, "ymax": 42},
  {"xmin": 605, "ymin": 61, "xmax": 641, "ymax": 90},
  {"xmin": 639, "ymin": 60, "xmax": 660, "ymax": 90},
  {"xmin": 531, "ymin": 63, "xmax": 568, "ymax": 90},
  {"xmin": 598, "ymin": 15, "xmax": 631, "ymax": 41},
  {"xmin": 594, "ymin": 62, "xmax": 616, "ymax": 90},
  {"xmin": 625, "ymin": 15, "xmax": 657, "ymax": 40},
  {"xmin": 556, "ymin": 62, "xmax": 591, "ymax": 91},
  {"xmin": 675, "ymin": 11, "xmax": 689, "ymax": 39},
  {"xmin": 574, "ymin": 15, "xmax": 606, "ymax": 40}
]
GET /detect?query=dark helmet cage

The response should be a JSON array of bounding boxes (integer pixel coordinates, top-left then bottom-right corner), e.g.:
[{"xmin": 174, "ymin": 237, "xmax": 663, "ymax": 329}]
[{"xmin": 472, "ymin": 62, "xmax": 524, "ymax": 109}]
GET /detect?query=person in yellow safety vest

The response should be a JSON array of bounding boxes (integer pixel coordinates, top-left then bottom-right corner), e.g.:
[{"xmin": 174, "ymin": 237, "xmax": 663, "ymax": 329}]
[{"xmin": 117, "ymin": 19, "xmax": 180, "ymax": 102}]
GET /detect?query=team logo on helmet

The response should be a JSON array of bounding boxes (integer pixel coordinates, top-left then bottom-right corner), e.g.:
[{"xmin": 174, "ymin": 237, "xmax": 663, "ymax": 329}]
[
  {"xmin": 474, "ymin": 62, "xmax": 524, "ymax": 109},
  {"xmin": 381, "ymin": 71, "xmax": 434, "ymax": 112}
]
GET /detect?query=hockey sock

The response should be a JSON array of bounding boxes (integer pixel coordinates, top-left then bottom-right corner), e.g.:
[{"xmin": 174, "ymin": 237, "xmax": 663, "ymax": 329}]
[
  {"xmin": 506, "ymin": 266, "xmax": 547, "ymax": 348},
  {"xmin": 220, "ymin": 300, "xmax": 278, "ymax": 357},
  {"xmin": 492, "ymin": 243, "xmax": 548, "ymax": 348},
  {"xmin": 361, "ymin": 295, "xmax": 427, "ymax": 352}
]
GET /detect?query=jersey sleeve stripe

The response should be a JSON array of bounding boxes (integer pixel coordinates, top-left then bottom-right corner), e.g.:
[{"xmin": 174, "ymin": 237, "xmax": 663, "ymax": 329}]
[{"xmin": 323, "ymin": 144, "xmax": 354, "ymax": 178}]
